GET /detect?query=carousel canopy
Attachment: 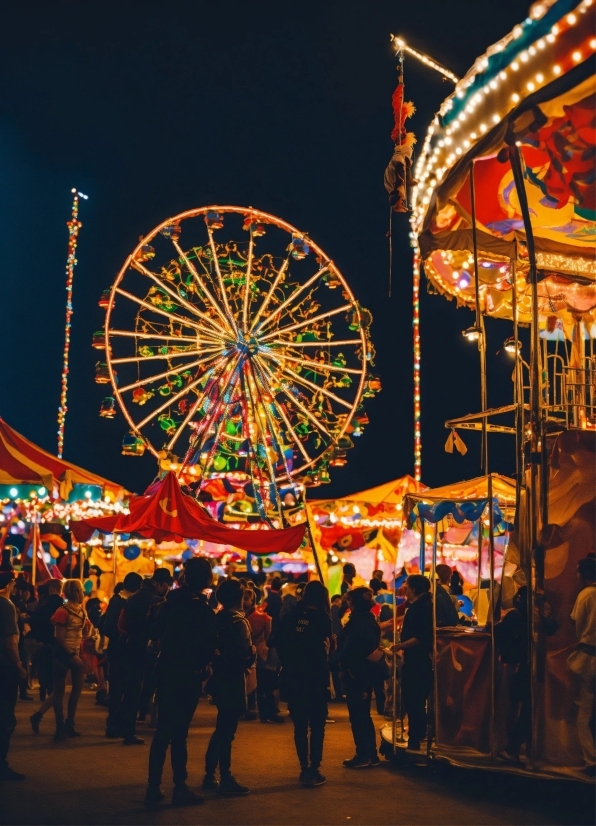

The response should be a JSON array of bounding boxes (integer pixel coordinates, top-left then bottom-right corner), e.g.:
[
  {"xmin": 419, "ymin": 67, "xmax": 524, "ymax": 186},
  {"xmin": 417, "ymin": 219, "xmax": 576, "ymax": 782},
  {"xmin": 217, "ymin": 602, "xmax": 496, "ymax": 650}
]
[
  {"xmin": 71, "ymin": 471, "xmax": 306, "ymax": 553},
  {"xmin": 412, "ymin": 0, "xmax": 595, "ymax": 331},
  {"xmin": 403, "ymin": 473, "xmax": 516, "ymax": 528},
  {"xmin": 0, "ymin": 417, "xmax": 125, "ymax": 501}
]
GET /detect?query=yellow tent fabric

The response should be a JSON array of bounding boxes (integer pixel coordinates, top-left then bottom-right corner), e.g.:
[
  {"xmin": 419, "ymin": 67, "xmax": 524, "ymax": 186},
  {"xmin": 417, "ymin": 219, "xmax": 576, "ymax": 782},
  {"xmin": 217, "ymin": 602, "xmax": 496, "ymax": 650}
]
[
  {"xmin": 405, "ymin": 473, "xmax": 516, "ymax": 506},
  {"xmin": 310, "ymin": 474, "xmax": 423, "ymax": 508}
]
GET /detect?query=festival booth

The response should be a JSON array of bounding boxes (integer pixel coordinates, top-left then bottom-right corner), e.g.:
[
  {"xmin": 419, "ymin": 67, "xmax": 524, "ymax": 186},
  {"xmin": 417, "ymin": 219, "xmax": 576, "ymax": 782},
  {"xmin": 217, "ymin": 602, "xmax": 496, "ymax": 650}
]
[
  {"xmin": 381, "ymin": 474, "xmax": 517, "ymax": 760},
  {"xmin": 308, "ymin": 475, "xmax": 425, "ymax": 593},
  {"xmin": 401, "ymin": 0, "xmax": 595, "ymax": 780},
  {"xmin": 0, "ymin": 418, "xmax": 128, "ymax": 585}
]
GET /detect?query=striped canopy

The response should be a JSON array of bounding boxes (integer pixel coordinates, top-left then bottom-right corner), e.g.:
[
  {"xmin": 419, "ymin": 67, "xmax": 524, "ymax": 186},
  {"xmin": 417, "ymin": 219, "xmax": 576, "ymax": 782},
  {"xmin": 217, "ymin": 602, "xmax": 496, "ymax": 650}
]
[{"xmin": 0, "ymin": 417, "xmax": 125, "ymax": 501}]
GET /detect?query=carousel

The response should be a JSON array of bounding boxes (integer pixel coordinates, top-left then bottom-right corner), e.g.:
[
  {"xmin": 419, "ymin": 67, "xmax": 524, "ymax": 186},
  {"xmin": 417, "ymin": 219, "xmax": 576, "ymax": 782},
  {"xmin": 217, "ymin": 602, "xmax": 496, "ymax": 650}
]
[{"xmin": 382, "ymin": 0, "xmax": 595, "ymax": 781}]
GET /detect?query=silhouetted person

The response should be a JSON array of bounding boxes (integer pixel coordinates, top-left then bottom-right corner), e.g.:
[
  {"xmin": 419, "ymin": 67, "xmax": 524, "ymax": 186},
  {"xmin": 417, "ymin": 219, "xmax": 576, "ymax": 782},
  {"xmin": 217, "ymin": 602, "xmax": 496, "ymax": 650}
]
[
  {"xmin": 119, "ymin": 569, "xmax": 172, "ymax": 745},
  {"xmin": 435, "ymin": 564, "xmax": 460, "ymax": 627},
  {"xmin": 203, "ymin": 578, "xmax": 255, "ymax": 796},
  {"xmin": 339, "ymin": 586, "xmax": 381, "ymax": 767},
  {"xmin": 146, "ymin": 557, "xmax": 216, "ymax": 807},
  {"xmin": 393, "ymin": 574, "xmax": 433, "ymax": 750},
  {"xmin": 340, "ymin": 563, "xmax": 356, "ymax": 596},
  {"xmin": 0, "ymin": 570, "xmax": 27, "ymax": 780},
  {"xmin": 104, "ymin": 572, "xmax": 142, "ymax": 738},
  {"xmin": 369, "ymin": 570, "xmax": 388, "ymax": 595},
  {"xmin": 569, "ymin": 557, "xmax": 596, "ymax": 776},
  {"xmin": 278, "ymin": 580, "xmax": 332, "ymax": 786},
  {"xmin": 29, "ymin": 580, "xmax": 63, "ymax": 703},
  {"xmin": 450, "ymin": 567, "xmax": 464, "ymax": 596}
]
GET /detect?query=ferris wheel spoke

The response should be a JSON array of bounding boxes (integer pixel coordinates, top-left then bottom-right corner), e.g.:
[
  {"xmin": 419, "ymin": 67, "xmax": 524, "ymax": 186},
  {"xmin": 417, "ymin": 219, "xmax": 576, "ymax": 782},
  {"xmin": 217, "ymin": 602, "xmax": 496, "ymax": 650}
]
[
  {"xmin": 249, "ymin": 256, "xmax": 290, "ymax": 331},
  {"xmin": 251, "ymin": 359, "xmax": 312, "ymax": 470},
  {"xmin": 260, "ymin": 350, "xmax": 363, "ymax": 375},
  {"xmin": 134, "ymin": 361, "xmax": 226, "ymax": 431},
  {"xmin": 265, "ymin": 338, "xmax": 362, "ymax": 348},
  {"xmin": 256, "ymin": 264, "xmax": 329, "ymax": 334},
  {"xmin": 111, "ymin": 346, "xmax": 222, "ymax": 366},
  {"xmin": 171, "ymin": 240, "xmax": 234, "ymax": 335},
  {"xmin": 131, "ymin": 260, "xmax": 224, "ymax": 338},
  {"xmin": 255, "ymin": 356, "xmax": 332, "ymax": 439},
  {"xmin": 207, "ymin": 229, "xmax": 239, "ymax": 336},
  {"xmin": 109, "ymin": 329, "xmax": 200, "ymax": 344},
  {"xmin": 242, "ymin": 231, "xmax": 255, "ymax": 331},
  {"xmin": 259, "ymin": 304, "xmax": 351, "ymax": 343},
  {"xmin": 242, "ymin": 366, "xmax": 284, "ymax": 520},
  {"xmin": 117, "ymin": 352, "xmax": 223, "ymax": 393},
  {"xmin": 270, "ymin": 361, "xmax": 354, "ymax": 411},
  {"xmin": 167, "ymin": 355, "xmax": 240, "ymax": 451},
  {"xmin": 114, "ymin": 287, "xmax": 211, "ymax": 335}
]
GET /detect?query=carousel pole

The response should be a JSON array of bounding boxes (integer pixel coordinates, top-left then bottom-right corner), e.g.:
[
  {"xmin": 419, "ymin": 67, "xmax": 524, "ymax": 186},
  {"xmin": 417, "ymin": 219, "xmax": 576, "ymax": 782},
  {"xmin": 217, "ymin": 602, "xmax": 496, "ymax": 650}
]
[
  {"xmin": 30, "ymin": 505, "xmax": 38, "ymax": 588},
  {"xmin": 112, "ymin": 532, "xmax": 118, "ymax": 584},
  {"xmin": 429, "ymin": 522, "xmax": 438, "ymax": 759},
  {"xmin": 470, "ymin": 163, "xmax": 489, "ymax": 476},
  {"xmin": 508, "ymin": 143, "xmax": 544, "ymax": 764},
  {"xmin": 488, "ymin": 474, "xmax": 496, "ymax": 758}
]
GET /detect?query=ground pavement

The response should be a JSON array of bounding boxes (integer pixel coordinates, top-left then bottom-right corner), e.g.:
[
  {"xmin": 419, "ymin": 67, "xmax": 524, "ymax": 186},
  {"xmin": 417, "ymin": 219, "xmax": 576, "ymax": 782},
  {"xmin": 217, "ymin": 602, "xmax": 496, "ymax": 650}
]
[{"xmin": 2, "ymin": 687, "xmax": 593, "ymax": 826}]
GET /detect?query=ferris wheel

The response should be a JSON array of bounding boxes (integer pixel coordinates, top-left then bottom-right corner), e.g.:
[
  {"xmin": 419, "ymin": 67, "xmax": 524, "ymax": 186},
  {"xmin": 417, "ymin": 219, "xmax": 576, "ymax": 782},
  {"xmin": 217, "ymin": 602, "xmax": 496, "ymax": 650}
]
[{"xmin": 95, "ymin": 206, "xmax": 378, "ymax": 520}]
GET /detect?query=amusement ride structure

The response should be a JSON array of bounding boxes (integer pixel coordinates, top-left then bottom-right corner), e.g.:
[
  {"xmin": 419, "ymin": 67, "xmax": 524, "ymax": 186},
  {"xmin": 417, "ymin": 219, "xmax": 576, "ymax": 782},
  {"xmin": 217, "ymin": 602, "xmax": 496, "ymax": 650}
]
[{"xmin": 94, "ymin": 206, "xmax": 378, "ymax": 526}]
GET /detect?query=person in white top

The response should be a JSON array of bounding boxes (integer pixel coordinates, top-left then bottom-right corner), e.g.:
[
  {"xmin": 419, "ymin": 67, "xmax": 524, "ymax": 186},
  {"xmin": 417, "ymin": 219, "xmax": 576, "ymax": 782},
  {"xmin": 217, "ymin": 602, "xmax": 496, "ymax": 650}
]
[{"xmin": 569, "ymin": 556, "xmax": 596, "ymax": 774}]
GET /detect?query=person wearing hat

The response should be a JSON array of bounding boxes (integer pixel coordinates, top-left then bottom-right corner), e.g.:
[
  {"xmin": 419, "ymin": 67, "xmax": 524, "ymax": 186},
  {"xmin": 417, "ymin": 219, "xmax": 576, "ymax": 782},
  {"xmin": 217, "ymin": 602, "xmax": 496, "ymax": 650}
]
[{"xmin": 119, "ymin": 568, "xmax": 173, "ymax": 746}]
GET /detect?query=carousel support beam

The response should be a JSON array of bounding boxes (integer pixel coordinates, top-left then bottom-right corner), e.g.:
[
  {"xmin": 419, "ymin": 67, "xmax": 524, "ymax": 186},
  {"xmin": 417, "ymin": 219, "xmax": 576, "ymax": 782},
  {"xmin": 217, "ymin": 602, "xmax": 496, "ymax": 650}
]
[
  {"xmin": 508, "ymin": 142, "xmax": 545, "ymax": 765},
  {"xmin": 469, "ymin": 163, "xmax": 489, "ymax": 477}
]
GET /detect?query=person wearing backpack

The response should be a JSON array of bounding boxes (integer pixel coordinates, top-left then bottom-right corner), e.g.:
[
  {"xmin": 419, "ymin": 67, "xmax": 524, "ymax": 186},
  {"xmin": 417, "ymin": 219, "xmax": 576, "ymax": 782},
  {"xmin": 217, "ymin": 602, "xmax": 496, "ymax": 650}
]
[
  {"xmin": 277, "ymin": 580, "xmax": 333, "ymax": 786},
  {"xmin": 145, "ymin": 558, "xmax": 216, "ymax": 807},
  {"xmin": 203, "ymin": 578, "xmax": 255, "ymax": 797}
]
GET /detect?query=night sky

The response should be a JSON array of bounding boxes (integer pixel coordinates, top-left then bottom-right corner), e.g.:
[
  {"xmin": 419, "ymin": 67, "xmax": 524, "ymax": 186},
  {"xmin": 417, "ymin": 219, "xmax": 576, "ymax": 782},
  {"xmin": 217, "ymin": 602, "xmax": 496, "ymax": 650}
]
[{"xmin": 0, "ymin": 0, "xmax": 531, "ymax": 497}]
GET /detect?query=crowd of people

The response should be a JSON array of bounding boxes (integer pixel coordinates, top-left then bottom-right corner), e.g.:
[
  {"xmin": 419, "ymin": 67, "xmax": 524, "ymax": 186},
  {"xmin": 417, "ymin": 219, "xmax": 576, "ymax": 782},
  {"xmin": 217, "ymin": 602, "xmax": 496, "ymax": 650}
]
[{"xmin": 0, "ymin": 551, "xmax": 594, "ymax": 801}]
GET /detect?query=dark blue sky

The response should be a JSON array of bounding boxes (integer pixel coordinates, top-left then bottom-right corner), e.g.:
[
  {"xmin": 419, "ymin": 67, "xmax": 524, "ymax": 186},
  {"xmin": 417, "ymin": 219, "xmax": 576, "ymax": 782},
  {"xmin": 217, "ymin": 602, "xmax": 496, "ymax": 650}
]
[{"xmin": 0, "ymin": 0, "xmax": 530, "ymax": 496}]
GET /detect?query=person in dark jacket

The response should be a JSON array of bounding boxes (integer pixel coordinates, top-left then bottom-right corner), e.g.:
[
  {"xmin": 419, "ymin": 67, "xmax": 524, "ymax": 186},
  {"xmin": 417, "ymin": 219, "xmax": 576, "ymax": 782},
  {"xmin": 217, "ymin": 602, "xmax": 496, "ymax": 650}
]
[
  {"xmin": 339, "ymin": 586, "xmax": 381, "ymax": 768},
  {"xmin": 203, "ymin": 578, "xmax": 255, "ymax": 797},
  {"xmin": 29, "ymin": 580, "xmax": 63, "ymax": 702},
  {"xmin": 435, "ymin": 564, "xmax": 460, "ymax": 628},
  {"xmin": 146, "ymin": 558, "xmax": 216, "ymax": 807},
  {"xmin": 103, "ymin": 572, "xmax": 142, "ymax": 738},
  {"xmin": 392, "ymin": 574, "xmax": 433, "ymax": 750},
  {"xmin": 278, "ymin": 580, "xmax": 332, "ymax": 786},
  {"xmin": 119, "ymin": 569, "xmax": 172, "ymax": 745}
]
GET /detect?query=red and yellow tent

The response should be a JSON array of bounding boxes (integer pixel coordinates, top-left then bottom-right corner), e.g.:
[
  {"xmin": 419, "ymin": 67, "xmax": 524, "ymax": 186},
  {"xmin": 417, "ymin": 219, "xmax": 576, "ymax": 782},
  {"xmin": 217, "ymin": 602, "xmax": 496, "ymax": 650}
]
[{"xmin": 0, "ymin": 418, "xmax": 125, "ymax": 501}]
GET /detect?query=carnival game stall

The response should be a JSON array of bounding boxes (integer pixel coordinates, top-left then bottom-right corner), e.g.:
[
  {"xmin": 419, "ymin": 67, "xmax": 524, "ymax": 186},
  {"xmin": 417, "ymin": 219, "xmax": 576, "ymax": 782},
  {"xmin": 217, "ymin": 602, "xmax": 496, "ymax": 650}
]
[
  {"xmin": 405, "ymin": 0, "xmax": 595, "ymax": 780},
  {"xmin": 394, "ymin": 475, "xmax": 516, "ymax": 758}
]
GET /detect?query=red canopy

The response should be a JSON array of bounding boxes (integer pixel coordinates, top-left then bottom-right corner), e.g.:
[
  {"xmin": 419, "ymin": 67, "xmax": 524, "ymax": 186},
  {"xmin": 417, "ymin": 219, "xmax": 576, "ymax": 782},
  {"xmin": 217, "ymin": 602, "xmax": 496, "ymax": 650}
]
[{"xmin": 71, "ymin": 472, "xmax": 306, "ymax": 554}]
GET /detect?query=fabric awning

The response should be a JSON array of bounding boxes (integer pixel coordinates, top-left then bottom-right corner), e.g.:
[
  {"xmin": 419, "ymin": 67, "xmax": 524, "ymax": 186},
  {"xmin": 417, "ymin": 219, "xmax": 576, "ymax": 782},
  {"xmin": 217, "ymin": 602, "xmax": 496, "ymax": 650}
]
[
  {"xmin": 0, "ymin": 418, "xmax": 125, "ymax": 501},
  {"xmin": 71, "ymin": 471, "xmax": 306, "ymax": 554}
]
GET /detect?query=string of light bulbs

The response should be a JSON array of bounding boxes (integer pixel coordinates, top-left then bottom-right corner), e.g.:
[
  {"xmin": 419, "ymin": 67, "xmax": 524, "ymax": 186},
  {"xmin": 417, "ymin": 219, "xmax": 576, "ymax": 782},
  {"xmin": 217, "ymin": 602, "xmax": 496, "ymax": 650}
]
[
  {"xmin": 391, "ymin": 35, "xmax": 459, "ymax": 84},
  {"xmin": 57, "ymin": 189, "xmax": 88, "ymax": 459}
]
